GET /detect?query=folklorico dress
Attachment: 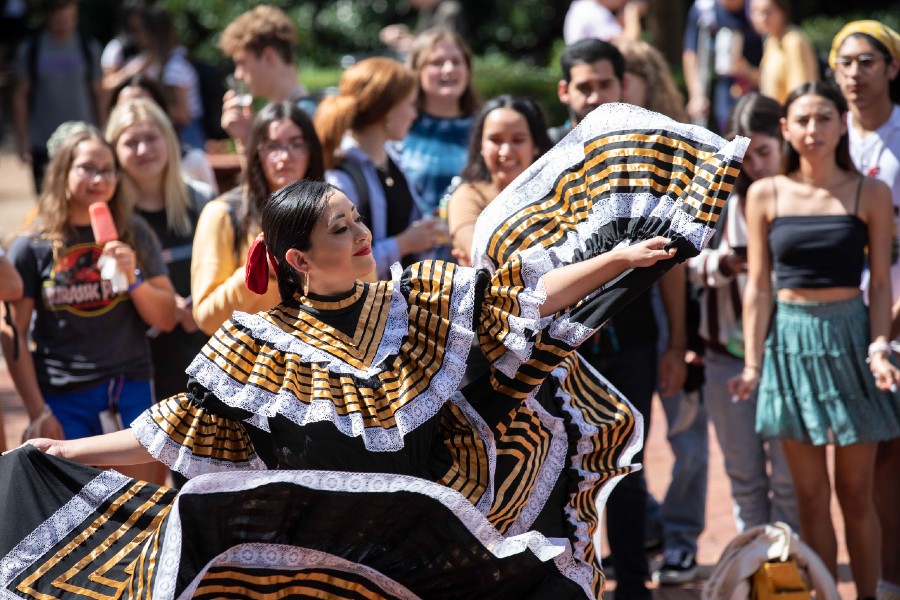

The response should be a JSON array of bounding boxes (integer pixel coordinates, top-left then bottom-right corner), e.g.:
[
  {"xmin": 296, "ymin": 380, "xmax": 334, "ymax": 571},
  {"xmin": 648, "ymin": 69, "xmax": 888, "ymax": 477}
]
[{"xmin": 0, "ymin": 104, "xmax": 747, "ymax": 599}]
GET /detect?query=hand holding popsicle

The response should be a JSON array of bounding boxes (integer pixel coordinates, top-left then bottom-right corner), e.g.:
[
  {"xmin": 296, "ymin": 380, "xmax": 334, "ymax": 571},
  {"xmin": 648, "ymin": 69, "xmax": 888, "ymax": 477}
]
[{"xmin": 89, "ymin": 203, "xmax": 132, "ymax": 294}]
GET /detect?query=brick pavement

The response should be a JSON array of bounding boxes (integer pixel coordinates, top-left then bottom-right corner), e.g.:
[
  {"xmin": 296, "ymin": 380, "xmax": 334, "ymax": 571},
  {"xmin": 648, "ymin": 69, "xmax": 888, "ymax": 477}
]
[{"xmin": 0, "ymin": 149, "xmax": 858, "ymax": 599}]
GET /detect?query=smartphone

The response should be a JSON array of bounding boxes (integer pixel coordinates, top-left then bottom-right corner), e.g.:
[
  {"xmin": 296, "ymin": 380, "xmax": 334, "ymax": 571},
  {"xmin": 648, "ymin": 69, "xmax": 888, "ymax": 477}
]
[{"xmin": 731, "ymin": 246, "xmax": 748, "ymax": 258}]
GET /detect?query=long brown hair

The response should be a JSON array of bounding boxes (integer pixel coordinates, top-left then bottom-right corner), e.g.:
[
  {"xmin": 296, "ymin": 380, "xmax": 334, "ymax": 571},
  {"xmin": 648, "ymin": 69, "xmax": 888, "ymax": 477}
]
[
  {"xmin": 314, "ymin": 57, "xmax": 417, "ymax": 170},
  {"xmin": 781, "ymin": 82, "xmax": 856, "ymax": 176},
  {"xmin": 234, "ymin": 101, "xmax": 325, "ymax": 256},
  {"xmin": 725, "ymin": 93, "xmax": 783, "ymax": 196},
  {"xmin": 406, "ymin": 27, "xmax": 481, "ymax": 116},
  {"xmin": 31, "ymin": 128, "xmax": 135, "ymax": 258}
]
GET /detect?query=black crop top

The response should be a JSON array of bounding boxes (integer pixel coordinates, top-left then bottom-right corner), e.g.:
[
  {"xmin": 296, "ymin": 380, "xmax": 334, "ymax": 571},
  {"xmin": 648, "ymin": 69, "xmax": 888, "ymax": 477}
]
[{"xmin": 768, "ymin": 177, "xmax": 868, "ymax": 289}]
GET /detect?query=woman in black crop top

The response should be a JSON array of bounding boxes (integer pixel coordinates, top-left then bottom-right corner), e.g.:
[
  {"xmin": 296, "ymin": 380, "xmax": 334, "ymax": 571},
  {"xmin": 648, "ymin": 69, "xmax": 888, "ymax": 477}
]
[{"xmin": 729, "ymin": 82, "xmax": 900, "ymax": 598}]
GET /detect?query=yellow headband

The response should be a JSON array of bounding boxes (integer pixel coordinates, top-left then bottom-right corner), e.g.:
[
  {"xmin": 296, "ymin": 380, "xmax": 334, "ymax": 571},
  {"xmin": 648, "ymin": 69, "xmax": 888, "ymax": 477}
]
[{"xmin": 830, "ymin": 20, "xmax": 900, "ymax": 68}]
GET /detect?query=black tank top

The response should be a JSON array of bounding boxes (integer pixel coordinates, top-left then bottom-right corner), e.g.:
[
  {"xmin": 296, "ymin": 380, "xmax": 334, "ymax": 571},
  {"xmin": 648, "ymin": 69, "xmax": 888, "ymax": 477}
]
[{"xmin": 768, "ymin": 177, "xmax": 868, "ymax": 289}]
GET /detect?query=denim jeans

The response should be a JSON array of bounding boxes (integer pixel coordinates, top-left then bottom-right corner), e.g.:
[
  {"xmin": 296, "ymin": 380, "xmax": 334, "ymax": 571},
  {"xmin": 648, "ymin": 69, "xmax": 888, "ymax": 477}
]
[
  {"xmin": 646, "ymin": 387, "xmax": 709, "ymax": 555},
  {"xmin": 704, "ymin": 350, "xmax": 799, "ymax": 532}
]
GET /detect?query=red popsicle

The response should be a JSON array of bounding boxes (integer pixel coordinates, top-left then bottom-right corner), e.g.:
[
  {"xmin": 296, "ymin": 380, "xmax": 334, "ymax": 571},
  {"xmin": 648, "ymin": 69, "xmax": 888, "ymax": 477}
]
[{"xmin": 89, "ymin": 202, "xmax": 118, "ymax": 244}]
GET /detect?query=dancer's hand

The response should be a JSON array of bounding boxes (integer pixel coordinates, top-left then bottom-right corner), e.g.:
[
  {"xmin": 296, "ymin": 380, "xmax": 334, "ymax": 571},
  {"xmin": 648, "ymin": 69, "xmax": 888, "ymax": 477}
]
[
  {"xmin": 869, "ymin": 354, "xmax": 900, "ymax": 392},
  {"xmin": 727, "ymin": 365, "xmax": 759, "ymax": 402},
  {"xmin": 20, "ymin": 437, "xmax": 68, "ymax": 458},
  {"xmin": 622, "ymin": 237, "xmax": 677, "ymax": 268}
]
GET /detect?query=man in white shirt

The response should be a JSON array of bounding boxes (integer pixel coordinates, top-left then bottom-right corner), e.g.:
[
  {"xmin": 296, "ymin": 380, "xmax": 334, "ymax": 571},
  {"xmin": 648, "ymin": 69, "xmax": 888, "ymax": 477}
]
[{"xmin": 832, "ymin": 20, "xmax": 900, "ymax": 600}]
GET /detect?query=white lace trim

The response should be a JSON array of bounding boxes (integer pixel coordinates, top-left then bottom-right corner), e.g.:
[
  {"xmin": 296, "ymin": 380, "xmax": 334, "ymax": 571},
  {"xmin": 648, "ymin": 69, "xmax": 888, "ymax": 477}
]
[
  {"xmin": 130, "ymin": 411, "xmax": 267, "ymax": 479},
  {"xmin": 177, "ymin": 544, "xmax": 420, "ymax": 600},
  {"xmin": 187, "ymin": 267, "xmax": 479, "ymax": 453},
  {"xmin": 492, "ymin": 245, "xmax": 552, "ymax": 375},
  {"xmin": 553, "ymin": 355, "xmax": 644, "ymax": 564},
  {"xmin": 225, "ymin": 279, "xmax": 409, "ymax": 380},
  {"xmin": 0, "ymin": 468, "xmax": 130, "ymax": 586},
  {"xmin": 503, "ymin": 397, "xmax": 568, "ymax": 536},
  {"xmin": 470, "ymin": 102, "xmax": 748, "ymax": 267},
  {"xmin": 448, "ymin": 392, "xmax": 496, "ymax": 514}
]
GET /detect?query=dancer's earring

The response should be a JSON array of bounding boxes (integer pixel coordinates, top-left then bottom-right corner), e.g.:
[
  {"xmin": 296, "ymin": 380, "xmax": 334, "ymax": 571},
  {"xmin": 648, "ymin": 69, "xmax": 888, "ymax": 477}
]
[{"xmin": 303, "ymin": 273, "xmax": 310, "ymax": 298}]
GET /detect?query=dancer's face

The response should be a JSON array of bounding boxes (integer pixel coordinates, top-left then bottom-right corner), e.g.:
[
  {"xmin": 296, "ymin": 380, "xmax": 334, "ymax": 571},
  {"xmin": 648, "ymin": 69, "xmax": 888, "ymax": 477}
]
[
  {"xmin": 288, "ymin": 192, "xmax": 374, "ymax": 295},
  {"xmin": 480, "ymin": 107, "xmax": 538, "ymax": 191},
  {"xmin": 558, "ymin": 60, "xmax": 624, "ymax": 125}
]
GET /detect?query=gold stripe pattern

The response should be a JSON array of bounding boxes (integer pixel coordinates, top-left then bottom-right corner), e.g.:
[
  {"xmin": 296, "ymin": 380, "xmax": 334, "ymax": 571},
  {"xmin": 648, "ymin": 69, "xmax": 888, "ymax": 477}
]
[{"xmin": 145, "ymin": 394, "xmax": 257, "ymax": 462}]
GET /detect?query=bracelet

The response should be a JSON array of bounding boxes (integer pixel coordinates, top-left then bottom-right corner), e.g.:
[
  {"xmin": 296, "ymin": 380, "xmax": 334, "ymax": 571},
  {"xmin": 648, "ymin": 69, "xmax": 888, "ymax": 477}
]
[
  {"xmin": 744, "ymin": 364, "xmax": 761, "ymax": 372},
  {"xmin": 127, "ymin": 269, "xmax": 144, "ymax": 293},
  {"xmin": 867, "ymin": 340, "xmax": 892, "ymax": 363}
]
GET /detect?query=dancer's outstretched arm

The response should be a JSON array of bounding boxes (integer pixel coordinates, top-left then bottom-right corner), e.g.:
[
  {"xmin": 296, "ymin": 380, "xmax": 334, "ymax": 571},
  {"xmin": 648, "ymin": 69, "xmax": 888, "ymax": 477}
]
[
  {"xmin": 539, "ymin": 236, "xmax": 676, "ymax": 317},
  {"xmin": 20, "ymin": 429, "xmax": 152, "ymax": 465}
]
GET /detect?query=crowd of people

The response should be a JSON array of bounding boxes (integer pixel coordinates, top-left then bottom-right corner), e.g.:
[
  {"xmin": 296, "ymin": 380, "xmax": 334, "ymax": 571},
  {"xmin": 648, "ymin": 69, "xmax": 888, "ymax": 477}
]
[{"xmin": 0, "ymin": 1, "xmax": 898, "ymax": 599}]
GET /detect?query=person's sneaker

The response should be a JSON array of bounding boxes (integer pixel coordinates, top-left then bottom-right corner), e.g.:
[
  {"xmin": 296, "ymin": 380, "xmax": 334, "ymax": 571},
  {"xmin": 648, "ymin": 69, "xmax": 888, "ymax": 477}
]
[{"xmin": 652, "ymin": 548, "xmax": 698, "ymax": 585}]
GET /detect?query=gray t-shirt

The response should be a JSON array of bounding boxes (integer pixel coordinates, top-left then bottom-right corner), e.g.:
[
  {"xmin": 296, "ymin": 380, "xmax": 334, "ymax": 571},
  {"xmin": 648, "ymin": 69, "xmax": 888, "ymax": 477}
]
[
  {"xmin": 8, "ymin": 217, "xmax": 167, "ymax": 393},
  {"xmin": 14, "ymin": 32, "xmax": 101, "ymax": 149}
]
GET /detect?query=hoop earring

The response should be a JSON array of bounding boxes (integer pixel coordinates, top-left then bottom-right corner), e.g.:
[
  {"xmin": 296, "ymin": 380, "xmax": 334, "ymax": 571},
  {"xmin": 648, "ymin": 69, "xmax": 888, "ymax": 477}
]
[{"xmin": 303, "ymin": 273, "xmax": 310, "ymax": 297}]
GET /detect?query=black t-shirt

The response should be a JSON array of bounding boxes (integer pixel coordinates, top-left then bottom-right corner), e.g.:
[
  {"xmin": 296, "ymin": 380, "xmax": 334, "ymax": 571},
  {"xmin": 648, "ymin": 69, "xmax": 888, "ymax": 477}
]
[
  {"xmin": 9, "ymin": 217, "xmax": 167, "ymax": 393},
  {"xmin": 136, "ymin": 182, "xmax": 214, "ymax": 400}
]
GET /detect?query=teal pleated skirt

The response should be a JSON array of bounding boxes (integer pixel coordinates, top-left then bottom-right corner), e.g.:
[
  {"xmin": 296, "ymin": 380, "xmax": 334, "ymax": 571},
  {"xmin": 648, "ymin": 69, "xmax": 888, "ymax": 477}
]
[{"xmin": 757, "ymin": 297, "xmax": 900, "ymax": 446}]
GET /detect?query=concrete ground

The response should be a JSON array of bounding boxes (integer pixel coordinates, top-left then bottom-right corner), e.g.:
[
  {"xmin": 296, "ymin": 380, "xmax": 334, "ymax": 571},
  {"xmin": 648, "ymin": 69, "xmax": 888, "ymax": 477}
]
[{"xmin": 0, "ymin": 148, "xmax": 857, "ymax": 598}]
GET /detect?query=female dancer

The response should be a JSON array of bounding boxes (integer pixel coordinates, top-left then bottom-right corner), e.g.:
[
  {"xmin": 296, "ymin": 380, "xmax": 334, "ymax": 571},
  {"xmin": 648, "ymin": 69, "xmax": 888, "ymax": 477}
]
[
  {"xmin": 447, "ymin": 95, "xmax": 551, "ymax": 264},
  {"xmin": 730, "ymin": 82, "xmax": 900, "ymax": 598},
  {"xmin": 401, "ymin": 27, "xmax": 481, "ymax": 215},
  {"xmin": 191, "ymin": 100, "xmax": 324, "ymax": 335},
  {"xmin": 316, "ymin": 57, "xmax": 446, "ymax": 279},
  {"xmin": 1, "ymin": 104, "xmax": 746, "ymax": 598},
  {"xmin": 0, "ymin": 126, "xmax": 176, "ymax": 479},
  {"xmin": 689, "ymin": 92, "xmax": 798, "ymax": 532}
]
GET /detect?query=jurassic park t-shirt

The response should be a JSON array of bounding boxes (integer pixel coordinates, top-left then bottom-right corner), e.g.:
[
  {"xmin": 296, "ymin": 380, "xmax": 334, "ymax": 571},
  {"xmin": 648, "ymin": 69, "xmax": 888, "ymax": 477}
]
[{"xmin": 8, "ymin": 218, "xmax": 167, "ymax": 393}]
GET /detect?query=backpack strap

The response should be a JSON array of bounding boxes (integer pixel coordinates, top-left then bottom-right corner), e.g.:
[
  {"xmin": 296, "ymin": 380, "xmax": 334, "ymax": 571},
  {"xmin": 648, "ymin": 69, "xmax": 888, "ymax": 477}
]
[{"xmin": 334, "ymin": 158, "xmax": 371, "ymax": 230}]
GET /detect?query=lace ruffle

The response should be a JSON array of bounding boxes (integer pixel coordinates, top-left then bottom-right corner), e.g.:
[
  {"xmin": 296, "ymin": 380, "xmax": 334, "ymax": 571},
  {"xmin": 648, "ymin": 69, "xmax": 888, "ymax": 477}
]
[
  {"xmin": 228, "ymin": 280, "xmax": 409, "ymax": 379},
  {"xmin": 187, "ymin": 267, "xmax": 480, "ymax": 453},
  {"xmin": 503, "ymin": 396, "xmax": 568, "ymax": 536},
  {"xmin": 553, "ymin": 355, "xmax": 644, "ymax": 567},
  {"xmin": 471, "ymin": 103, "xmax": 748, "ymax": 265},
  {"xmin": 130, "ymin": 411, "xmax": 267, "ymax": 479}
]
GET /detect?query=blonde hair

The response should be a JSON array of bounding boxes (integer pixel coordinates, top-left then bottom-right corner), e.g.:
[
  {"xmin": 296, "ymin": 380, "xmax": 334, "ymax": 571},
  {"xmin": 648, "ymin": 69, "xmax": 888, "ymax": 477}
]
[
  {"xmin": 105, "ymin": 98, "xmax": 193, "ymax": 237},
  {"xmin": 314, "ymin": 57, "xmax": 417, "ymax": 170},
  {"xmin": 31, "ymin": 127, "xmax": 135, "ymax": 257},
  {"xmin": 616, "ymin": 40, "xmax": 688, "ymax": 122},
  {"xmin": 406, "ymin": 27, "xmax": 481, "ymax": 115}
]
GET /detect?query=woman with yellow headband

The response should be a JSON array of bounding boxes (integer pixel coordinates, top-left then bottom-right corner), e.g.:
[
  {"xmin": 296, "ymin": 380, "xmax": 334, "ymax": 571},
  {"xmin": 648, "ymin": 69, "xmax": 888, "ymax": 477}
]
[{"xmin": 832, "ymin": 19, "xmax": 900, "ymax": 600}]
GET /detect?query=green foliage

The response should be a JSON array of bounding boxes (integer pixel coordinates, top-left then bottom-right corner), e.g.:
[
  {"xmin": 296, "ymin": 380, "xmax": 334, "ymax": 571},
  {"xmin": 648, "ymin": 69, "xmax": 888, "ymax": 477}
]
[
  {"xmin": 800, "ymin": 9, "xmax": 900, "ymax": 52},
  {"xmin": 299, "ymin": 54, "xmax": 567, "ymax": 127}
]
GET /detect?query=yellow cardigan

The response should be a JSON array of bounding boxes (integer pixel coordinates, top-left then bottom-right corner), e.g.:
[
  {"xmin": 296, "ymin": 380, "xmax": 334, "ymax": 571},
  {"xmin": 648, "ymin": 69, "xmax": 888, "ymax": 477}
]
[{"xmin": 190, "ymin": 197, "xmax": 281, "ymax": 335}]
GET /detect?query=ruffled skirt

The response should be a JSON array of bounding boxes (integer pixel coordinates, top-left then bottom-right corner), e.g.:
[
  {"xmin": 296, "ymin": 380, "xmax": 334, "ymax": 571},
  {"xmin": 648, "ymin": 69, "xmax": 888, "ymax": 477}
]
[{"xmin": 757, "ymin": 297, "xmax": 900, "ymax": 445}]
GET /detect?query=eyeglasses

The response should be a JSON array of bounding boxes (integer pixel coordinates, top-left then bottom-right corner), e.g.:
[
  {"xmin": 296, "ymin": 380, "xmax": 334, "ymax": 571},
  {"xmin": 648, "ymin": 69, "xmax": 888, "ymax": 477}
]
[
  {"xmin": 259, "ymin": 140, "xmax": 310, "ymax": 159},
  {"xmin": 833, "ymin": 53, "xmax": 885, "ymax": 72},
  {"xmin": 72, "ymin": 164, "xmax": 119, "ymax": 182}
]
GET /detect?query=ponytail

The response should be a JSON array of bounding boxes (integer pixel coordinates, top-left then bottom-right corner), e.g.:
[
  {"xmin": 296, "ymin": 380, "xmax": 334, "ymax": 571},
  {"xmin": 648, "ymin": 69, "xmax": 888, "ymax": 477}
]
[{"xmin": 314, "ymin": 94, "xmax": 357, "ymax": 170}]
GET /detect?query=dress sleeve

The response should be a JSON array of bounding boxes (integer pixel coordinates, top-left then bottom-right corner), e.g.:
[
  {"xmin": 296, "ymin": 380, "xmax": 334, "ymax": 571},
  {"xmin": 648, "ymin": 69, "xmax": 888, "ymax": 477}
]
[{"xmin": 131, "ymin": 381, "xmax": 268, "ymax": 479}]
